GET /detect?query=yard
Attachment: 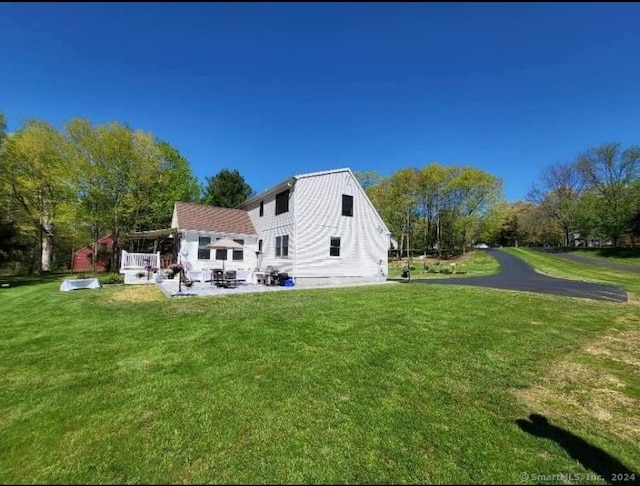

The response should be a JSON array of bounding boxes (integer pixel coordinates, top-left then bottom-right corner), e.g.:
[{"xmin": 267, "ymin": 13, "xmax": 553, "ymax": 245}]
[
  {"xmin": 1, "ymin": 250, "xmax": 639, "ymax": 484},
  {"xmin": 387, "ymin": 249, "xmax": 501, "ymax": 278},
  {"xmin": 565, "ymin": 247, "xmax": 640, "ymax": 268}
]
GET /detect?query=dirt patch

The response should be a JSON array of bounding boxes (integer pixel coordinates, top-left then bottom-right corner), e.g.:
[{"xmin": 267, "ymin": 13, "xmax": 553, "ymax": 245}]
[
  {"xmin": 106, "ymin": 285, "xmax": 164, "ymax": 303},
  {"xmin": 513, "ymin": 330, "xmax": 640, "ymax": 443}
]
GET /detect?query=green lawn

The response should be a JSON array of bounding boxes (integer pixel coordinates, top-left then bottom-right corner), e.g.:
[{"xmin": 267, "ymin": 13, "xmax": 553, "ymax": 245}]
[
  {"xmin": 567, "ymin": 247, "xmax": 640, "ymax": 268},
  {"xmin": 388, "ymin": 249, "xmax": 501, "ymax": 278},
  {"xmin": 504, "ymin": 247, "xmax": 640, "ymax": 296},
  {"xmin": 1, "ymin": 264, "xmax": 639, "ymax": 484}
]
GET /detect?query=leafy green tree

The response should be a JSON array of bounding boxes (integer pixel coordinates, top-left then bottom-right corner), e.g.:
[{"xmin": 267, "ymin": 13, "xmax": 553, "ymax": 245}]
[
  {"xmin": 449, "ymin": 167, "xmax": 503, "ymax": 253},
  {"xmin": 527, "ymin": 161, "xmax": 583, "ymax": 247},
  {"xmin": 202, "ymin": 169, "xmax": 253, "ymax": 208},
  {"xmin": 0, "ymin": 119, "xmax": 72, "ymax": 272},
  {"xmin": 65, "ymin": 119, "xmax": 166, "ymax": 270},
  {"xmin": 353, "ymin": 170, "xmax": 382, "ymax": 190},
  {"xmin": 416, "ymin": 163, "xmax": 448, "ymax": 251},
  {"xmin": 577, "ymin": 142, "xmax": 640, "ymax": 247}
]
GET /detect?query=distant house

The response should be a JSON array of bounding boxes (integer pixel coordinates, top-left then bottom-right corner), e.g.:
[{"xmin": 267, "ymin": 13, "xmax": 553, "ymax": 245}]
[
  {"xmin": 171, "ymin": 168, "xmax": 391, "ymax": 286},
  {"xmin": 72, "ymin": 234, "xmax": 113, "ymax": 272}
]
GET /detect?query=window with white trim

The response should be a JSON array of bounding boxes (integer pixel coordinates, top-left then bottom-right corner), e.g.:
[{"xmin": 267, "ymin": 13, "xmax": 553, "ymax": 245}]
[
  {"xmin": 275, "ymin": 235, "xmax": 289, "ymax": 257},
  {"xmin": 330, "ymin": 237, "xmax": 341, "ymax": 257},
  {"xmin": 214, "ymin": 237, "xmax": 226, "ymax": 261},
  {"xmin": 198, "ymin": 236, "xmax": 211, "ymax": 260},
  {"xmin": 232, "ymin": 239, "xmax": 244, "ymax": 261}
]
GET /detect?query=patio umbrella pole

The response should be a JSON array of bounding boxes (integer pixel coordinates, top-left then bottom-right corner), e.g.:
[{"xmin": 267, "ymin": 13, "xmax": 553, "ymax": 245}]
[{"xmin": 174, "ymin": 268, "xmax": 186, "ymax": 296}]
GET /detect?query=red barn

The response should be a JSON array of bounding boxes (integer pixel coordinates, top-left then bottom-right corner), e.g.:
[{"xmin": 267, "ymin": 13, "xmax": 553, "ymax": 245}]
[{"xmin": 71, "ymin": 234, "xmax": 114, "ymax": 272}]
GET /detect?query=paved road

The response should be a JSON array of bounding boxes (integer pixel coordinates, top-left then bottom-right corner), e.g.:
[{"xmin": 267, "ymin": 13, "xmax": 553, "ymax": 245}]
[
  {"xmin": 533, "ymin": 249, "xmax": 640, "ymax": 274},
  {"xmin": 389, "ymin": 249, "xmax": 627, "ymax": 302}
]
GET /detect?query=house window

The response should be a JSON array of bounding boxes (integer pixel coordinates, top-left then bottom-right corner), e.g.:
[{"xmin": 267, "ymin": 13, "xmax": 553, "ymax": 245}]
[
  {"xmin": 232, "ymin": 239, "xmax": 244, "ymax": 261},
  {"xmin": 275, "ymin": 189, "xmax": 289, "ymax": 215},
  {"xmin": 198, "ymin": 236, "xmax": 211, "ymax": 260},
  {"xmin": 259, "ymin": 201, "xmax": 264, "ymax": 217},
  {"xmin": 330, "ymin": 237, "xmax": 341, "ymax": 257},
  {"xmin": 258, "ymin": 239, "xmax": 263, "ymax": 252},
  {"xmin": 275, "ymin": 235, "xmax": 289, "ymax": 257},
  {"xmin": 342, "ymin": 194, "xmax": 353, "ymax": 217},
  {"xmin": 214, "ymin": 237, "xmax": 226, "ymax": 261}
]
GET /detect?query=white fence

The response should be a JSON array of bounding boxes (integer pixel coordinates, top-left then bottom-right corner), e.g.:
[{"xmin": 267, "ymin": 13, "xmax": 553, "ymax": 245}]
[{"xmin": 120, "ymin": 250, "xmax": 161, "ymax": 272}]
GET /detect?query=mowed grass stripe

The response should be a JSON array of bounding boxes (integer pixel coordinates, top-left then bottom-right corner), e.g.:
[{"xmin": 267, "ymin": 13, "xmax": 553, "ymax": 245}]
[{"xmin": 0, "ymin": 274, "xmax": 638, "ymax": 483}]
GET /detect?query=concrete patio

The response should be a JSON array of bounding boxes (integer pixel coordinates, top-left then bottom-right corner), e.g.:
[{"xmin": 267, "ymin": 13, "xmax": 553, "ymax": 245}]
[{"xmin": 157, "ymin": 278, "xmax": 396, "ymax": 298}]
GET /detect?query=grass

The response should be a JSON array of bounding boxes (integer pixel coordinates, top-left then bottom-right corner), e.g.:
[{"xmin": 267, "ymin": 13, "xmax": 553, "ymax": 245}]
[
  {"xmin": 0, "ymin": 258, "xmax": 639, "ymax": 483},
  {"xmin": 387, "ymin": 250, "xmax": 500, "ymax": 278},
  {"xmin": 503, "ymin": 247, "xmax": 640, "ymax": 296},
  {"xmin": 566, "ymin": 247, "xmax": 640, "ymax": 268}
]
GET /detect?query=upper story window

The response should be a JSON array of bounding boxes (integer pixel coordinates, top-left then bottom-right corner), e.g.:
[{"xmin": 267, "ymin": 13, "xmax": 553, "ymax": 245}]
[
  {"xmin": 275, "ymin": 189, "xmax": 289, "ymax": 215},
  {"xmin": 259, "ymin": 201, "xmax": 264, "ymax": 217},
  {"xmin": 342, "ymin": 194, "xmax": 353, "ymax": 217},
  {"xmin": 198, "ymin": 236, "xmax": 211, "ymax": 260},
  {"xmin": 258, "ymin": 239, "xmax": 263, "ymax": 253}
]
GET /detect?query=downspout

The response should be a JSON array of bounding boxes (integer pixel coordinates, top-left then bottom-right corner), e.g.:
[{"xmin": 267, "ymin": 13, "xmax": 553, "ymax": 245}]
[{"xmin": 291, "ymin": 179, "xmax": 297, "ymax": 283}]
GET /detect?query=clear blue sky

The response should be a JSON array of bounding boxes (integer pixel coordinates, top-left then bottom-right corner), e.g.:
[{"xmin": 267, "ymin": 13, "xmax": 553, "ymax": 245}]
[{"xmin": 2, "ymin": 2, "xmax": 639, "ymax": 202}]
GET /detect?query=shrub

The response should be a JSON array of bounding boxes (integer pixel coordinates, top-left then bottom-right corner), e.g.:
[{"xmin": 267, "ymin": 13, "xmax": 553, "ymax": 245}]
[
  {"xmin": 100, "ymin": 273, "xmax": 124, "ymax": 285},
  {"xmin": 441, "ymin": 267, "xmax": 452, "ymax": 274}
]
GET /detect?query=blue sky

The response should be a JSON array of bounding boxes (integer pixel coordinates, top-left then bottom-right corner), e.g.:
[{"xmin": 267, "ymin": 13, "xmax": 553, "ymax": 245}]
[{"xmin": 2, "ymin": 2, "xmax": 639, "ymax": 201}]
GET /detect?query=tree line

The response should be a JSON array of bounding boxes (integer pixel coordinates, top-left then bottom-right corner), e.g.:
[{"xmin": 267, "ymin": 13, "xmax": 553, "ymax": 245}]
[
  {"xmin": 517, "ymin": 142, "xmax": 640, "ymax": 248},
  {"xmin": 0, "ymin": 111, "xmax": 253, "ymax": 273},
  {"xmin": 357, "ymin": 164, "xmax": 504, "ymax": 258},
  {"xmin": 359, "ymin": 142, "xmax": 640, "ymax": 258}
]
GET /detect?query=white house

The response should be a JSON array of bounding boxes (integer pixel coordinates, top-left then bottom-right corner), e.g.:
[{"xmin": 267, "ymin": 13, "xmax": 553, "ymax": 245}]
[
  {"xmin": 169, "ymin": 168, "xmax": 391, "ymax": 287},
  {"xmin": 171, "ymin": 203, "xmax": 260, "ymax": 276}
]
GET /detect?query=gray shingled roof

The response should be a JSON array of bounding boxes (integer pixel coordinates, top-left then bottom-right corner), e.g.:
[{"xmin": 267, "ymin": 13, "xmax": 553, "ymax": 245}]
[{"xmin": 174, "ymin": 202, "xmax": 257, "ymax": 235}]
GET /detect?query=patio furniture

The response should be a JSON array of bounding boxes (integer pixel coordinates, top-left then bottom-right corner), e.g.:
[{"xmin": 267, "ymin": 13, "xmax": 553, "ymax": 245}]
[
  {"xmin": 235, "ymin": 269, "xmax": 252, "ymax": 283},
  {"xmin": 212, "ymin": 269, "xmax": 225, "ymax": 287},
  {"xmin": 224, "ymin": 270, "xmax": 237, "ymax": 288},
  {"xmin": 211, "ymin": 269, "xmax": 237, "ymax": 288},
  {"xmin": 183, "ymin": 260, "xmax": 205, "ymax": 282},
  {"xmin": 254, "ymin": 271, "xmax": 265, "ymax": 285}
]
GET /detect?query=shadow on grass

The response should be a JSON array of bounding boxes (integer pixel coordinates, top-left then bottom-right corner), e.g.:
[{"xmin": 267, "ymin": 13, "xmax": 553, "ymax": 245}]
[
  {"xmin": 540, "ymin": 247, "xmax": 640, "ymax": 260},
  {"xmin": 0, "ymin": 273, "xmax": 68, "ymax": 289},
  {"xmin": 516, "ymin": 414, "xmax": 638, "ymax": 485}
]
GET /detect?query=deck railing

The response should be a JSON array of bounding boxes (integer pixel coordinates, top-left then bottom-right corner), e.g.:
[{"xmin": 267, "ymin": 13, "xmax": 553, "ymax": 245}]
[{"xmin": 120, "ymin": 250, "xmax": 161, "ymax": 271}]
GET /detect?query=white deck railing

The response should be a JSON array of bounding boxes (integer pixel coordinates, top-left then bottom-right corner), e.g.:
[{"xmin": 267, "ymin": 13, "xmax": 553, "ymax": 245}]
[{"xmin": 120, "ymin": 250, "xmax": 161, "ymax": 272}]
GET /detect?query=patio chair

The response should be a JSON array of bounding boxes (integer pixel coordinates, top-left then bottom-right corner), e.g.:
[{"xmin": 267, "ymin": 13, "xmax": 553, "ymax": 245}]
[
  {"xmin": 224, "ymin": 270, "xmax": 237, "ymax": 288},
  {"xmin": 182, "ymin": 260, "xmax": 205, "ymax": 282}
]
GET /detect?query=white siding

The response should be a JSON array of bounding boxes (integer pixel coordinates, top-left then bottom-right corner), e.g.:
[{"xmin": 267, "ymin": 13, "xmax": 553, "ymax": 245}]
[
  {"xmin": 295, "ymin": 170, "xmax": 389, "ymax": 283},
  {"xmin": 244, "ymin": 185, "xmax": 296, "ymax": 274},
  {"xmin": 179, "ymin": 230, "xmax": 258, "ymax": 272}
]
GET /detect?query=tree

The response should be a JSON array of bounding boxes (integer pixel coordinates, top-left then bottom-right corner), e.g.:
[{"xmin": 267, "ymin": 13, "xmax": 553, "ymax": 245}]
[
  {"xmin": 202, "ymin": 169, "xmax": 253, "ymax": 208},
  {"xmin": 528, "ymin": 161, "xmax": 584, "ymax": 247},
  {"xmin": 416, "ymin": 163, "xmax": 448, "ymax": 251},
  {"xmin": 0, "ymin": 119, "xmax": 72, "ymax": 272},
  {"xmin": 353, "ymin": 170, "xmax": 382, "ymax": 190},
  {"xmin": 65, "ymin": 118, "xmax": 167, "ymax": 270},
  {"xmin": 449, "ymin": 167, "xmax": 503, "ymax": 253},
  {"xmin": 577, "ymin": 142, "xmax": 640, "ymax": 247},
  {"xmin": 135, "ymin": 140, "xmax": 201, "ymax": 230}
]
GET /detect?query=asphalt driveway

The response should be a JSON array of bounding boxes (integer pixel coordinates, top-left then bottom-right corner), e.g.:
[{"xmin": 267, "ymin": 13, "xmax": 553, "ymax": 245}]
[{"xmin": 390, "ymin": 249, "xmax": 627, "ymax": 302}]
